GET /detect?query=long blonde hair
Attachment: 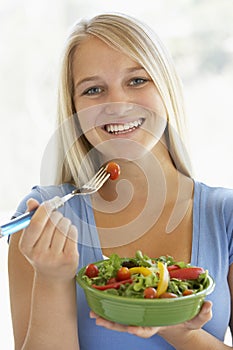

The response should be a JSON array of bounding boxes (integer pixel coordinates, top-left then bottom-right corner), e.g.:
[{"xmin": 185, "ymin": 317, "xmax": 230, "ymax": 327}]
[{"xmin": 55, "ymin": 13, "xmax": 192, "ymax": 186}]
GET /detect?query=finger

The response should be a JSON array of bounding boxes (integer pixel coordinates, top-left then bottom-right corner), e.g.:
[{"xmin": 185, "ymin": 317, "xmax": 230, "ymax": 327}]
[
  {"xmin": 34, "ymin": 211, "xmax": 63, "ymax": 250},
  {"xmin": 90, "ymin": 311, "xmax": 128, "ymax": 332},
  {"xmin": 184, "ymin": 301, "xmax": 212, "ymax": 330},
  {"xmin": 127, "ymin": 326, "xmax": 159, "ymax": 338},
  {"xmin": 90, "ymin": 311, "xmax": 141, "ymax": 334},
  {"xmin": 50, "ymin": 217, "xmax": 72, "ymax": 253},
  {"xmin": 63, "ymin": 225, "xmax": 78, "ymax": 252},
  {"xmin": 20, "ymin": 200, "xmax": 56, "ymax": 250},
  {"xmin": 93, "ymin": 315, "xmax": 129, "ymax": 333},
  {"xmin": 26, "ymin": 198, "xmax": 40, "ymax": 211},
  {"xmin": 90, "ymin": 311, "xmax": 160, "ymax": 338}
]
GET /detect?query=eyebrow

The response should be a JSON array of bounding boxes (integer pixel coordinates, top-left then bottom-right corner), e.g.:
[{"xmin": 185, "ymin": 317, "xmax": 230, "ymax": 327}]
[
  {"xmin": 74, "ymin": 66, "xmax": 146, "ymax": 89},
  {"xmin": 74, "ymin": 76, "xmax": 100, "ymax": 89}
]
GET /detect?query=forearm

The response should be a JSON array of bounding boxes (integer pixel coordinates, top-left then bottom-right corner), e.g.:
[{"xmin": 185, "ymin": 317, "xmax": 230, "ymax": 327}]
[
  {"xmin": 159, "ymin": 327, "xmax": 231, "ymax": 350},
  {"xmin": 21, "ymin": 275, "xmax": 79, "ymax": 350}
]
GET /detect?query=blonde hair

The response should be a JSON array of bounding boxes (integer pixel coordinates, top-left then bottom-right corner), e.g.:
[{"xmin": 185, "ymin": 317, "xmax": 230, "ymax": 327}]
[{"xmin": 55, "ymin": 13, "xmax": 192, "ymax": 185}]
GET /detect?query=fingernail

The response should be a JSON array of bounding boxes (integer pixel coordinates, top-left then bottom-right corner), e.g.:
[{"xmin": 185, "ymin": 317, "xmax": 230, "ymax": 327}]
[
  {"xmin": 203, "ymin": 302, "xmax": 212, "ymax": 314},
  {"xmin": 204, "ymin": 306, "xmax": 211, "ymax": 314}
]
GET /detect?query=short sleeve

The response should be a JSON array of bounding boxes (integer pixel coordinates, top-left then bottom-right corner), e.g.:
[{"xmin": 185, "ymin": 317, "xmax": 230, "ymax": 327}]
[
  {"xmin": 13, "ymin": 186, "xmax": 47, "ymax": 217},
  {"xmin": 12, "ymin": 184, "xmax": 72, "ymax": 218},
  {"xmin": 226, "ymin": 193, "xmax": 233, "ymax": 265}
]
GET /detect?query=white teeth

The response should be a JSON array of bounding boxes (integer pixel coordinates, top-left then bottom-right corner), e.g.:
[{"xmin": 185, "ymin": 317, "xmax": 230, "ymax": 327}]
[{"xmin": 105, "ymin": 118, "xmax": 143, "ymax": 134}]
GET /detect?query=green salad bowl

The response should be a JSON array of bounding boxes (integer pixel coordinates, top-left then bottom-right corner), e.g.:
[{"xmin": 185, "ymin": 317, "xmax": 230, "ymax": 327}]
[{"xmin": 76, "ymin": 261, "xmax": 215, "ymax": 327}]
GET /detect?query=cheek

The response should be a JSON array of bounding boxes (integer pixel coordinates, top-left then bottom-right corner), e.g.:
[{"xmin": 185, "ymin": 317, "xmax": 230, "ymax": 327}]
[
  {"xmin": 77, "ymin": 104, "xmax": 103, "ymax": 135},
  {"xmin": 78, "ymin": 115, "xmax": 95, "ymax": 136},
  {"xmin": 138, "ymin": 89, "xmax": 166, "ymax": 117},
  {"xmin": 77, "ymin": 105, "xmax": 105, "ymax": 150},
  {"xmin": 84, "ymin": 130, "xmax": 100, "ymax": 148}
]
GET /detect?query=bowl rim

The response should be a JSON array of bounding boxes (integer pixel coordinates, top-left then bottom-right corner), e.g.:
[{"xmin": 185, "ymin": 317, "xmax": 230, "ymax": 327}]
[{"xmin": 76, "ymin": 263, "xmax": 215, "ymax": 304}]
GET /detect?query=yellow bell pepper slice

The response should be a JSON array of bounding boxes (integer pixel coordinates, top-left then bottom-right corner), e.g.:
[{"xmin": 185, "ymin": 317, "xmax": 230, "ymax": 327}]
[
  {"xmin": 157, "ymin": 261, "xmax": 169, "ymax": 296},
  {"xmin": 129, "ymin": 267, "xmax": 152, "ymax": 276}
]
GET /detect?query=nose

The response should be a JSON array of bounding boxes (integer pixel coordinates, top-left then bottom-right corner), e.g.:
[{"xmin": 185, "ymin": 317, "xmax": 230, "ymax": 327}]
[
  {"xmin": 104, "ymin": 101, "xmax": 134, "ymax": 116},
  {"xmin": 105, "ymin": 85, "xmax": 131, "ymax": 109},
  {"xmin": 104, "ymin": 85, "xmax": 133, "ymax": 115}
]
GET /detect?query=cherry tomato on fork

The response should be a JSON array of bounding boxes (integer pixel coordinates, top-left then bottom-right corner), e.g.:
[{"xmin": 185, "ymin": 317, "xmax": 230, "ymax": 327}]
[{"xmin": 106, "ymin": 162, "xmax": 121, "ymax": 180}]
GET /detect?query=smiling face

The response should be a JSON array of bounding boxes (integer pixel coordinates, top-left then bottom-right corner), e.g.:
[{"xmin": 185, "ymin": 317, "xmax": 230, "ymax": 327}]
[{"xmin": 72, "ymin": 36, "xmax": 167, "ymax": 160}]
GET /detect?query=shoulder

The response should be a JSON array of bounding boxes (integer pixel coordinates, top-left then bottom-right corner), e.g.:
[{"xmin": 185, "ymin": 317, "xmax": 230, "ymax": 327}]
[
  {"xmin": 194, "ymin": 180, "xmax": 233, "ymax": 206},
  {"xmin": 194, "ymin": 180, "xmax": 233, "ymax": 228},
  {"xmin": 13, "ymin": 183, "xmax": 75, "ymax": 216}
]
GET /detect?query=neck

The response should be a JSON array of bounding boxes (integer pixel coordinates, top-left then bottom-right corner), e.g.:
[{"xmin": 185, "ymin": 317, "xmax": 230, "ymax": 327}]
[
  {"xmin": 92, "ymin": 139, "xmax": 194, "ymax": 251},
  {"xmin": 98, "ymin": 139, "xmax": 183, "ymax": 201}
]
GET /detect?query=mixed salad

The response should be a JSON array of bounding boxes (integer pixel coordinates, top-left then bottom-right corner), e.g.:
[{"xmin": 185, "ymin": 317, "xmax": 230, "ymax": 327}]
[{"xmin": 80, "ymin": 251, "xmax": 210, "ymax": 299}]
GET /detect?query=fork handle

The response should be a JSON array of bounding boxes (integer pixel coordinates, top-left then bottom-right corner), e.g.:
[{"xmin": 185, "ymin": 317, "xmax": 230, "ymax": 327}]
[
  {"xmin": 0, "ymin": 196, "xmax": 65, "ymax": 238},
  {"xmin": 0, "ymin": 210, "xmax": 36, "ymax": 237}
]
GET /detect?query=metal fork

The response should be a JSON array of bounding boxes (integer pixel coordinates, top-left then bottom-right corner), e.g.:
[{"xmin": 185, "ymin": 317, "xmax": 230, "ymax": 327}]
[{"xmin": 0, "ymin": 166, "xmax": 110, "ymax": 238}]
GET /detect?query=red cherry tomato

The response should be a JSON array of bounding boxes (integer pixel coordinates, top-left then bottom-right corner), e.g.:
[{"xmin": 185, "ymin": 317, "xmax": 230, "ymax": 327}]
[
  {"xmin": 106, "ymin": 162, "xmax": 120, "ymax": 180},
  {"xmin": 116, "ymin": 267, "xmax": 131, "ymax": 281},
  {"xmin": 143, "ymin": 287, "xmax": 158, "ymax": 299},
  {"xmin": 85, "ymin": 264, "xmax": 99, "ymax": 278}
]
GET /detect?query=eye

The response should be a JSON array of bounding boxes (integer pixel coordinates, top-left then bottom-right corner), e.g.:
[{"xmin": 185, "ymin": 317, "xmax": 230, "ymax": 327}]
[
  {"xmin": 82, "ymin": 86, "xmax": 103, "ymax": 96},
  {"xmin": 129, "ymin": 77, "xmax": 148, "ymax": 86}
]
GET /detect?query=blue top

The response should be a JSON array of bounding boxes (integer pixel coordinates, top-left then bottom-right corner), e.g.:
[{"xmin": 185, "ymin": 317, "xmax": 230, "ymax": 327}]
[{"xmin": 13, "ymin": 181, "xmax": 233, "ymax": 350}]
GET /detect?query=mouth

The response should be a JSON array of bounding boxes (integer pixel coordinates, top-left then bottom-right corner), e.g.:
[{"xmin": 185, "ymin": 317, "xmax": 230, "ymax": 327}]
[{"xmin": 103, "ymin": 118, "xmax": 145, "ymax": 135}]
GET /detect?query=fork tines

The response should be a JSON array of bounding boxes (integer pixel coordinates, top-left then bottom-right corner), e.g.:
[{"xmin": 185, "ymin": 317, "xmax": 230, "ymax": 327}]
[{"xmin": 85, "ymin": 166, "xmax": 110, "ymax": 191}]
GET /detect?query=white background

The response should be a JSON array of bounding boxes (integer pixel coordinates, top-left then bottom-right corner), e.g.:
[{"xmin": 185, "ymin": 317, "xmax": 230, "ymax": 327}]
[{"xmin": 0, "ymin": 0, "xmax": 232, "ymax": 348}]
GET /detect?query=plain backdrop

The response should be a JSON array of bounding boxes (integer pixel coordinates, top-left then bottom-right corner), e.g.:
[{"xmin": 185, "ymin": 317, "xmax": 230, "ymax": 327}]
[{"xmin": 0, "ymin": 0, "xmax": 232, "ymax": 348}]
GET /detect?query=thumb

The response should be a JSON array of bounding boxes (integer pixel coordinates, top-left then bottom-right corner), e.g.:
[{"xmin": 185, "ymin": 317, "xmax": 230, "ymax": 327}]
[
  {"xmin": 184, "ymin": 301, "xmax": 212, "ymax": 330},
  {"xmin": 26, "ymin": 198, "xmax": 40, "ymax": 212}
]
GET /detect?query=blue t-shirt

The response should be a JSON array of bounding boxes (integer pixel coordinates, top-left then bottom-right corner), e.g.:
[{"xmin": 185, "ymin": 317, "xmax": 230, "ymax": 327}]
[{"xmin": 13, "ymin": 181, "xmax": 233, "ymax": 350}]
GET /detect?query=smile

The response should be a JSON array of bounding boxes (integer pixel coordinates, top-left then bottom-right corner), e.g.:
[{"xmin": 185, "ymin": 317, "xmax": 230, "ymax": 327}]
[{"xmin": 104, "ymin": 118, "xmax": 144, "ymax": 135}]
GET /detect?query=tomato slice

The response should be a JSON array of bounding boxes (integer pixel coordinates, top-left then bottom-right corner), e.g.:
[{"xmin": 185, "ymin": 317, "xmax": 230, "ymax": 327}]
[{"xmin": 105, "ymin": 162, "xmax": 120, "ymax": 180}]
